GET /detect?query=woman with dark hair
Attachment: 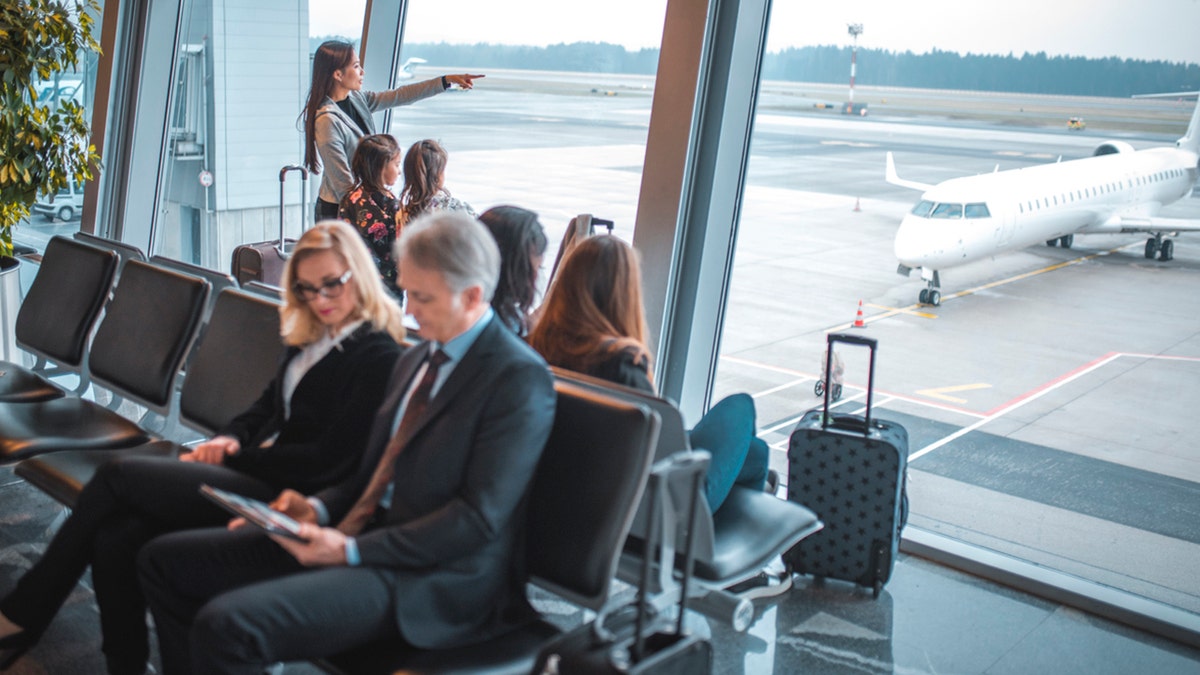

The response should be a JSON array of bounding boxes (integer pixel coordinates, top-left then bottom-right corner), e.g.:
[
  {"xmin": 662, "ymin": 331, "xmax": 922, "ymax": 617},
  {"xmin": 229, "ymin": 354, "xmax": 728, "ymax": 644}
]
[
  {"xmin": 301, "ymin": 40, "xmax": 482, "ymax": 219},
  {"xmin": 528, "ymin": 235, "xmax": 769, "ymax": 513},
  {"xmin": 479, "ymin": 205, "xmax": 548, "ymax": 336},
  {"xmin": 0, "ymin": 222, "xmax": 406, "ymax": 674},
  {"xmin": 339, "ymin": 133, "xmax": 404, "ymax": 296},
  {"xmin": 399, "ymin": 139, "xmax": 475, "ymax": 223}
]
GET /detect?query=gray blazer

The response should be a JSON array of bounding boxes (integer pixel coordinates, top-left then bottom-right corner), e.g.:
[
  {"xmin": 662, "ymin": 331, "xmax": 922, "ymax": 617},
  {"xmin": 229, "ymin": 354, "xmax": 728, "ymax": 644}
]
[{"xmin": 314, "ymin": 78, "xmax": 445, "ymax": 204}]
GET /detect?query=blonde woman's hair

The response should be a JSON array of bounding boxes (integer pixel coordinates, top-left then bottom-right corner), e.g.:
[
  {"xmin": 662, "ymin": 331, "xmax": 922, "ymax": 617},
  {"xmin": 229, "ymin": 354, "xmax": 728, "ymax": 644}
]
[{"xmin": 279, "ymin": 220, "xmax": 406, "ymax": 346}]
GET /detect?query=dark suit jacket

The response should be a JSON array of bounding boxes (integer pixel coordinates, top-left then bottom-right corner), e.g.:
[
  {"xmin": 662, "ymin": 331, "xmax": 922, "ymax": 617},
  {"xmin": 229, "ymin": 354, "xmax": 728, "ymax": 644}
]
[
  {"xmin": 315, "ymin": 316, "xmax": 556, "ymax": 649},
  {"xmin": 222, "ymin": 325, "xmax": 404, "ymax": 494}
]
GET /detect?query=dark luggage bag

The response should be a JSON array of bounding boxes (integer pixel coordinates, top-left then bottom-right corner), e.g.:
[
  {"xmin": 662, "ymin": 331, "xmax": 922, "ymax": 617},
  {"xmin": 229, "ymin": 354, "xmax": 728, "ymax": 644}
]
[
  {"xmin": 231, "ymin": 165, "xmax": 308, "ymax": 286},
  {"xmin": 784, "ymin": 332, "xmax": 909, "ymax": 598},
  {"xmin": 532, "ymin": 452, "xmax": 713, "ymax": 674}
]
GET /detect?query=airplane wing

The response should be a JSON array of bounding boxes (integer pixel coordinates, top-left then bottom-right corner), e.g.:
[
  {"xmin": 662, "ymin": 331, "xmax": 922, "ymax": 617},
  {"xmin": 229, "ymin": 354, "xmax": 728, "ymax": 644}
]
[
  {"xmin": 885, "ymin": 152, "xmax": 935, "ymax": 191},
  {"xmin": 1083, "ymin": 215, "xmax": 1200, "ymax": 235}
]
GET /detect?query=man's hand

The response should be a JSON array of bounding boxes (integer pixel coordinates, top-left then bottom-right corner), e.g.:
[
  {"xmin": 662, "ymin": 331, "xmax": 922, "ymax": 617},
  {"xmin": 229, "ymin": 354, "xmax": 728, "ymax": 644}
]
[
  {"xmin": 180, "ymin": 435, "xmax": 240, "ymax": 464},
  {"xmin": 227, "ymin": 488, "xmax": 318, "ymax": 532},
  {"xmin": 270, "ymin": 489, "xmax": 319, "ymax": 524},
  {"xmin": 272, "ymin": 523, "xmax": 349, "ymax": 567}
]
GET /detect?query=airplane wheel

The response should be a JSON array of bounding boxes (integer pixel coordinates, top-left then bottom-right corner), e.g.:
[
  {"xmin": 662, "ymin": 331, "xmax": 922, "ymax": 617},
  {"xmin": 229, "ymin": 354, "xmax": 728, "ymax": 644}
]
[
  {"xmin": 1059, "ymin": 234, "xmax": 1074, "ymax": 249},
  {"xmin": 1159, "ymin": 239, "xmax": 1174, "ymax": 262},
  {"xmin": 1145, "ymin": 238, "xmax": 1158, "ymax": 259},
  {"xmin": 928, "ymin": 290, "xmax": 941, "ymax": 307},
  {"xmin": 919, "ymin": 289, "xmax": 929, "ymax": 304},
  {"xmin": 1046, "ymin": 239, "xmax": 1058, "ymax": 247}
]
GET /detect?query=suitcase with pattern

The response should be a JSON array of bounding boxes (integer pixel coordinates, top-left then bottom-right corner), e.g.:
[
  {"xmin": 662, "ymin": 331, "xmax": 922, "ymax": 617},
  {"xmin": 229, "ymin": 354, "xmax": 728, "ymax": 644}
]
[
  {"xmin": 784, "ymin": 332, "xmax": 908, "ymax": 598},
  {"xmin": 231, "ymin": 165, "xmax": 308, "ymax": 286}
]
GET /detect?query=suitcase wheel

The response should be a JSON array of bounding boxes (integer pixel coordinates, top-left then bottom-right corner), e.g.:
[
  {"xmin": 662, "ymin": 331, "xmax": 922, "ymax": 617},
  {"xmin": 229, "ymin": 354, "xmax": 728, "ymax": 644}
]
[{"xmin": 813, "ymin": 381, "xmax": 824, "ymax": 396}]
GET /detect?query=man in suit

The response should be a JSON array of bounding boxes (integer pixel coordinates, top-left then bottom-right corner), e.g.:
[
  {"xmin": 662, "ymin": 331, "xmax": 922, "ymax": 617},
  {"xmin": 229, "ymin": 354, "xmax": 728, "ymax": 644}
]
[{"xmin": 137, "ymin": 211, "xmax": 557, "ymax": 674}]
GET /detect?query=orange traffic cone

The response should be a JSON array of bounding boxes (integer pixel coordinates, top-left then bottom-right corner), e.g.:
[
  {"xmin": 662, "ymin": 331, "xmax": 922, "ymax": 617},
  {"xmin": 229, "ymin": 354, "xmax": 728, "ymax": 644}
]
[
  {"xmin": 852, "ymin": 300, "xmax": 866, "ymax": 328},
  {"xmin": 853, "ymin": 197, "xmax": 861, "ymax": 212}
]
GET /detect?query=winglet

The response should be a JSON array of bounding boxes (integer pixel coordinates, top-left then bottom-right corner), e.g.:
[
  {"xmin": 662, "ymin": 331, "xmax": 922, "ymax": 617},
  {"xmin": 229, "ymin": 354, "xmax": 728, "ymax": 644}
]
[{"xmin": 885, "ymin": 152, "xmax": 934, "ymax": 191}]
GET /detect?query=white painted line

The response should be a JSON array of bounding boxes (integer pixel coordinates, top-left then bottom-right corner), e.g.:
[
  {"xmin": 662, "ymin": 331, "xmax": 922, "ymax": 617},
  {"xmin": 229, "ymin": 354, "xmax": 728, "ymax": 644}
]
[
  {"xmin": 908, "ymin": 352, "xmax": 1124, "ymax": 462},
  {"xmin": 751, "ymin": 377, "xmax": 813, "ymax": 399}
]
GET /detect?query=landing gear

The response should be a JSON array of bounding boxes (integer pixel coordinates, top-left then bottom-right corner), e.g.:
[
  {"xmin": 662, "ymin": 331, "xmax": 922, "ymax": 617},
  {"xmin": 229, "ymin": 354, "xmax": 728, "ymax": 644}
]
[
  {"xmin": 1145, "ymin": 235, "xmax": 1175, "ymax": 261},
  {"xmin": 918, "ymin": 288, "xmax": 941, "ymax": 307},
  {"xmin": 1059, "ymin": 234, "xmax": 1074, "ymax": 248},
  {"xmin": 1046, "ymin": 239, "xmax": 1057, "ymax": 247},
  {"xmin": 1159, "ymin": 239, "xmax": 1174, "ymax": 262}
]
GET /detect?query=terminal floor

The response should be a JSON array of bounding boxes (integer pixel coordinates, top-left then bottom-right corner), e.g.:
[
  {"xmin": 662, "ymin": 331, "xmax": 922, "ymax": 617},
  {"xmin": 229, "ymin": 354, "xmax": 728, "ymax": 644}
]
[{"xmin": 3, "ymin": 466, "xmax": 1198, "ymax": 674}]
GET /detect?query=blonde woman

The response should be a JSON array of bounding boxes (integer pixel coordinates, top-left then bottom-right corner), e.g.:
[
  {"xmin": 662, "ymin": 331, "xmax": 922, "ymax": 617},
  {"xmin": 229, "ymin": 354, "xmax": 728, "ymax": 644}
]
[{"xmin": 0, "ymin": 221, "xmax": 405, "ymax": 674}]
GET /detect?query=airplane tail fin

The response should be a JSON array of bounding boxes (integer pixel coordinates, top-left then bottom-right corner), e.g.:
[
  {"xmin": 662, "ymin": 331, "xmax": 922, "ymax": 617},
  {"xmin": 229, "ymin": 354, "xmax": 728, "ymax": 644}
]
[
  {"xmin": 885, "ymin": 152, "xmax": 935, "ymax": 191},
  {"xmin": 1176, "ymin": 96, "xmax": 1200, "ymax": 154}
]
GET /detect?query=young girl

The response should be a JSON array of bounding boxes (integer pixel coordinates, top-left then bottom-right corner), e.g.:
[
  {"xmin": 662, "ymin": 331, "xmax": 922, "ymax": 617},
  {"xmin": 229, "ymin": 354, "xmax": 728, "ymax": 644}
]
[
  {"xmin": 301, "ymin": 40, "xmax": 482, "ymax": 218},
  {"xmin": 479, "ymin": 205, "xmax": 547, "ymax": 336},
  {"xmin": 338, "ymin": 133, "xmax": 404, "ymax": 297},
  {"xmin": 399, "ymin": 139, "xmax": 476, "ymax": 224}
]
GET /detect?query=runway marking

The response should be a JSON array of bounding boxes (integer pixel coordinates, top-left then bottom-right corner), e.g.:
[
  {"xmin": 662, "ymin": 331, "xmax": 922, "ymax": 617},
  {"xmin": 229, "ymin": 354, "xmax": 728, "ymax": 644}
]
[
  {"xmin": 866, "ymin": 302, "xmax": 937, "ymax": 319},
  {"xmin": 910, "ymin": 351, "xmax": 1157, "ymax": 462},
  {"xmin": 915, "ymin": 383, "xmax": 992, "ymax": 404},
  {"xmin": 944, "ymin": 241, "xmax": 1142, "ymax": 303},
  {"xmin": 722, "ymin": 354, "xmax": 988, "ymax": 419},
  {"xmin": 751, "ymin": 377, "xmax": 812, "ymax": 399}
]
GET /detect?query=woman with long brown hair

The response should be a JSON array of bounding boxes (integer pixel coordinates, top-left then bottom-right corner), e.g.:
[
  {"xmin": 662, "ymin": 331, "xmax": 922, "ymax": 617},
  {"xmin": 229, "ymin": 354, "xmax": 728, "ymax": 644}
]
[
  {"xmin": 528, "ymin": 235, "xmax": 769, "ymax": 513},
  {"xmin": 302, "ymin": 40, "xmax": 482, "ymax": 219}
]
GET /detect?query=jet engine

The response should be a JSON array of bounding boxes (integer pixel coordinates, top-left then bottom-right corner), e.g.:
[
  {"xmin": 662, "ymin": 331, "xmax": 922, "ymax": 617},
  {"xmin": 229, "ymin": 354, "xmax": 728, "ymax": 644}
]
[{"xmin": 1092, "ymin": 141, "xmax": 1135, "ymax": 156}]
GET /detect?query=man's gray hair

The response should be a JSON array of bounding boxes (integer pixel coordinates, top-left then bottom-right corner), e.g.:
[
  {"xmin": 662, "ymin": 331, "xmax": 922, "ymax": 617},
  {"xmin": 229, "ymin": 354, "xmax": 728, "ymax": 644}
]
[{"xmin": 395, "ymin": 211, "xmax": 500, "ymax": 301}]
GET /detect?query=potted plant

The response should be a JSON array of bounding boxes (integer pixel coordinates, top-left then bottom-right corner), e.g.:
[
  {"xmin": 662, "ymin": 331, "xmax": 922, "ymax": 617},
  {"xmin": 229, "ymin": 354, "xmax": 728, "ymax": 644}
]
[
  {"xmin": 0, "ymin": 0, "xmax": 100, "ymax": 360},
  {"xmin": 0, "ymin": 0, "xmax": 101, "ymax": 255}
]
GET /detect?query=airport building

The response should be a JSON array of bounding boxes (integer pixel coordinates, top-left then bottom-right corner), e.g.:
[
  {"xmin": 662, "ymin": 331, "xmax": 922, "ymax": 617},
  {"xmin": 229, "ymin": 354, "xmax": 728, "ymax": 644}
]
[{"xmin": 4, "ymin": 0, "xmax": 1199, "ymax": 672}]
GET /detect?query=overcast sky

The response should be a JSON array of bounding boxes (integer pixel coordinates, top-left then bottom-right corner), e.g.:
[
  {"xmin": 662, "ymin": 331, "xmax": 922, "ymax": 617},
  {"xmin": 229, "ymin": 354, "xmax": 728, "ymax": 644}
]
[{"xmin": 312, "ymin": 0, "xmax": 1200, "ymax": 65}]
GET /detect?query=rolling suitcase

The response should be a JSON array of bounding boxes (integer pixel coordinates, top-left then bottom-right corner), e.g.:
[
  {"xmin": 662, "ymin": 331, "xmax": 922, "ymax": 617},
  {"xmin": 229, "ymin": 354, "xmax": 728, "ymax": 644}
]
[
  {"xmin": 784, "ymin": 332, "xmax": 909, "ymax": 598},
  {"xmin": 230, "ymin": 165, "xmax": 308, "ymax": 286},
  {"xmin": 533, "ymin": 452, "xmax": 713, "ymax": 674}
]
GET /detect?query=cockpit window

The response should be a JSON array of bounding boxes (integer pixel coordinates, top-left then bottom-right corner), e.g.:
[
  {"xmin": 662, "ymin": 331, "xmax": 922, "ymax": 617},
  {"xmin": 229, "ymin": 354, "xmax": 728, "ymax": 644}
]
[
  {"xmin": 910, "ymin": 200, "xmax": 935, "ymax": 217},
  {"xmin": 964, "ymin": 202, "xmax": 991, "ymax": 218},
  {"xmin": 931, "ymin": 202, "xmax": 963, "ymax": 218}
]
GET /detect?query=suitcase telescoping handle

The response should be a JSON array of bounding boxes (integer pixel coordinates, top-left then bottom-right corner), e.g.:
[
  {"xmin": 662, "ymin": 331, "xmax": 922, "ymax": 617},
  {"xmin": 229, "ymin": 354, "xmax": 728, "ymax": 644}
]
[
  {"xmin": 278, "ymin": 165, "xmax": 309, "ymax": 250},
  {"xmin": 822, "ymin": 332, "xmax": 878, "ymax": 433}
]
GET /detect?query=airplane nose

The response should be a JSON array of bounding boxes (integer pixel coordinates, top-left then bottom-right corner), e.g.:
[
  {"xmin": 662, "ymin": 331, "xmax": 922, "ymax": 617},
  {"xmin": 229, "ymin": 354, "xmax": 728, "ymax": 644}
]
[{"xmin": 893, "ymin": 216, "xmax": 927, "ymax": 265}]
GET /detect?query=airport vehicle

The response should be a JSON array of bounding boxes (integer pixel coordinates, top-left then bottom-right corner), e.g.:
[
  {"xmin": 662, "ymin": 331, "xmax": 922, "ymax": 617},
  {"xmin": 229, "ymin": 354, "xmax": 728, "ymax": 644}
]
[
  {"xmin": 1068, "ymin": 116, "xmax": 1086, "ymax": 131},
  {"xmin": 886, "ymin": 95, "xmax": 1200, "ymax": 306},
  {"xmin": 32, "ymin": 177, "xmax": 85, "ymax": 222}
]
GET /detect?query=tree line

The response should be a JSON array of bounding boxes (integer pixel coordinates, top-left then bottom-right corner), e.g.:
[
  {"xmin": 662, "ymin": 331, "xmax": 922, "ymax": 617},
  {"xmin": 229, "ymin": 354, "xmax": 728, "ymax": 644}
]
[{"xmin": 311, "ymin": 37, "xmax": 1199, "ymax": 98}]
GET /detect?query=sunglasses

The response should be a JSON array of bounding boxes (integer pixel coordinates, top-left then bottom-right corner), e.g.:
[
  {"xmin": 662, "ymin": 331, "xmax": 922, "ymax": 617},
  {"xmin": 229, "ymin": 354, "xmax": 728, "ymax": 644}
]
[{"xmin": 293, "ymin": 269, "xmax": 353, "ymax": 301}]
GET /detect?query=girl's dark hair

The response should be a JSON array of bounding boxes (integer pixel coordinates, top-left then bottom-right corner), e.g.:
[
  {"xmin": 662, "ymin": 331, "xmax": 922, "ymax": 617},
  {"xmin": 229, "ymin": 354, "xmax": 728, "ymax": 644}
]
[
  {"xmin": 399, "ymin": 139, "xmax": 448, "ymax": 222},
  {"xmin": 351, "ymin": 134, "xmax": 401, "ymax": 193},
  {"xmin": 302, "ymin": 40, "xmax": 356, "ymax": 174},
  {"xmin": 479, "ymin": 206, "xmax": 548, "ymax": 335}
]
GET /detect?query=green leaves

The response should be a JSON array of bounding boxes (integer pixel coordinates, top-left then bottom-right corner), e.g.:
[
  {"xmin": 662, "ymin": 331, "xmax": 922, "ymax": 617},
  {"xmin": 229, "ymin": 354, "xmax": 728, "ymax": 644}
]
[{"xmin": 0, "ymin": 0, "xmax": 101, "ymax": 250}]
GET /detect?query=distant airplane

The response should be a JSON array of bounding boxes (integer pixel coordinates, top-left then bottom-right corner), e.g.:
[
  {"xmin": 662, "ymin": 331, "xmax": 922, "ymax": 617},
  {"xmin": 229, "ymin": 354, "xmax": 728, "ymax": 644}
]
[{"xmin": 886, "ymin": 95, "xmax": 1200, "ymax": 306}]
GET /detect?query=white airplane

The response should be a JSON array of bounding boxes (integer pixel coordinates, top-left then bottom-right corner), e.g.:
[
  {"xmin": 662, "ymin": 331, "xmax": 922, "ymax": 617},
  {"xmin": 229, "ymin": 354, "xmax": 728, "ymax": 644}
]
[{"xmin": 886, "ymin": 95, "xmax": 1200, "ymax": 306}]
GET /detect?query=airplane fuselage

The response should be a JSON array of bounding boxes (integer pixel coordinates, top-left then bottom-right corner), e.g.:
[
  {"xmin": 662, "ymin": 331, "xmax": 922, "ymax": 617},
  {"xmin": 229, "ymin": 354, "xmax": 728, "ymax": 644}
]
[{"xmin": 893, "ymin": 146, "xmax": 1199, "ymax": 270}]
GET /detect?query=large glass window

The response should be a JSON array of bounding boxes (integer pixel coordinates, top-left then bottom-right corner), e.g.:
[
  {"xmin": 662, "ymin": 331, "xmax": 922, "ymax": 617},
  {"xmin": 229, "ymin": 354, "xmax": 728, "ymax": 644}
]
[
  {"xmin": 388, "ymin": 0, "xmax": 668, "ymax": 290},
  {"xmin": 715, "ymin": 2, "xmax": 1200, "ymax": 621},
  {"xmin": 153, "ymin": 0, "xmax": 367, "ymax": 266}
]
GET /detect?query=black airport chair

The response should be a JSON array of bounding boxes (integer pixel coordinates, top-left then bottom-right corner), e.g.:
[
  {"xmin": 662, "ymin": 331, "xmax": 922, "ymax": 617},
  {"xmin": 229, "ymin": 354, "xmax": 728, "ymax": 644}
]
[
  {"xmin": 316, "ymin": 379, "xmax": 661, "ymax": 675},
  {"xmin": 0, "ymin": 236, "xmax": 118, "ymax": 402},
  {"xmin": 16, "ymin": 288, "xmax": 285, "ymax": 507},
  {"xmin": 0, "ymin": 260, "xmax": 209, "ymax": 464},
  {"xmin": 550, "ymin": 367, "xmax": 824, "ymax": 632}
]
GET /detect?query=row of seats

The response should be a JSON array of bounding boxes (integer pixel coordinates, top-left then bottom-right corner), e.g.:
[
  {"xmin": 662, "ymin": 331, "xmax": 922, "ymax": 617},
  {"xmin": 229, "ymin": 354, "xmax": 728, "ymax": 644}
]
[
  {"xmin": 3, "ymin": 234, "xmax": 823, "ymax": 674},
  {"xmin": 3, "ymin": 234, "xmax": 286, "ymax": 504}
]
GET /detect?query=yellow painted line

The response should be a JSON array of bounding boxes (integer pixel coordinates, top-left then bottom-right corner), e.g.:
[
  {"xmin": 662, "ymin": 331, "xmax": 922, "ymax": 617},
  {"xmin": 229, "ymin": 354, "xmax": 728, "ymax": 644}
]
[
  {"xmin": 945, "ymin": 241, "xmax": 1141, "ymax": 302},
  {"xmin": 866, "ymin": 302, "xmax": 937, "ymax": 319},
  {"xmin": 915, "ymin": 383, "xmax": 992, "ymax": 404}
]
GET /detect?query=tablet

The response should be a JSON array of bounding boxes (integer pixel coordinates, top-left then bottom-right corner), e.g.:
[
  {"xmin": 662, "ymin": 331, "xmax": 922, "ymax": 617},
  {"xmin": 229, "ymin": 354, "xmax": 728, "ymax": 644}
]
[{"xmin": 199, "ymin": 484, "xmax": 309, "ymax": 542}]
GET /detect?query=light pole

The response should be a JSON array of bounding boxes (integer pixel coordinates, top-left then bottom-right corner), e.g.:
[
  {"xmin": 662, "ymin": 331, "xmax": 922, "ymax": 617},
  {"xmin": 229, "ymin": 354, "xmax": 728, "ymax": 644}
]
[{"xmin": 847, "ymin": 23, "xmax": 864, "ymax": 115}]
